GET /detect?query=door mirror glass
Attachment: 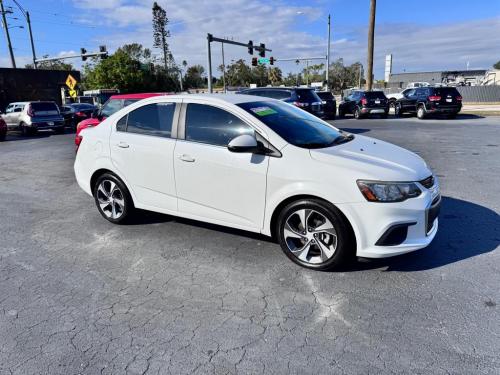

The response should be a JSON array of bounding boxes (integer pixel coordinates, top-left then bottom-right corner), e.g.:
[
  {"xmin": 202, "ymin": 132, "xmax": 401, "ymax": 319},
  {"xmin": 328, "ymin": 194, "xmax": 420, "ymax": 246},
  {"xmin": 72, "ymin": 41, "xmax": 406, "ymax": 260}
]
[{"xmin": 227, "ymin": 134, "xmax": 259, "ymax": 153}]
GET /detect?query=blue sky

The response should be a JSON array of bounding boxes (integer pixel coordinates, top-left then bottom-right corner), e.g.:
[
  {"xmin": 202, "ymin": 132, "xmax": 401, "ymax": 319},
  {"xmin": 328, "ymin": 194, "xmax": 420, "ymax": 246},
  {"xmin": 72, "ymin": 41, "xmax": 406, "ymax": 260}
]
[{"xmin": 1, "ymin": 0, "xmax": 499, "ymax": 78}]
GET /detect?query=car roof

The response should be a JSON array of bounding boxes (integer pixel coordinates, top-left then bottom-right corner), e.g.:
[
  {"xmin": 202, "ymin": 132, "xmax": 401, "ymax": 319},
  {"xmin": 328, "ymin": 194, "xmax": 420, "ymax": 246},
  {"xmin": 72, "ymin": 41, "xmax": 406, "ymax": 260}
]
[
  {"xmin": 242, "ymin": 87, "xmax": 312, "ymax": 91},
  {"xmin": 138, "ymin": 93, "xmax": 276, "ymax": 105},
  {"xmin": 109, "ymin": 93, "xmax": 173, "ymax": 100}
]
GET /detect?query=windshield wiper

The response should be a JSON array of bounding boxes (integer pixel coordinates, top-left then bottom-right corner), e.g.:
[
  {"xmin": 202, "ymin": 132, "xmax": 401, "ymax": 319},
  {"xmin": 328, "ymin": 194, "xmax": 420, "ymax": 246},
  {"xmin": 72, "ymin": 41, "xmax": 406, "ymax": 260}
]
[{"xmin": 329, "ymin": 134, "xmax": 355, "ymax": 146}]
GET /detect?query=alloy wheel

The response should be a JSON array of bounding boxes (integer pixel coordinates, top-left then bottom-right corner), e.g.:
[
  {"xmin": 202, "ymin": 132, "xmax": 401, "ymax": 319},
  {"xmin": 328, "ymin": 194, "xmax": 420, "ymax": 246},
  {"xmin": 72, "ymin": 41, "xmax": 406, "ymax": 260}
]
[
  {"xmin": 96, "ymin": 179, "xmax": 125, "ymax": 219},
  {"xmin": 283, "ymin": 208, "xmax": 338, "ymax": 264}
]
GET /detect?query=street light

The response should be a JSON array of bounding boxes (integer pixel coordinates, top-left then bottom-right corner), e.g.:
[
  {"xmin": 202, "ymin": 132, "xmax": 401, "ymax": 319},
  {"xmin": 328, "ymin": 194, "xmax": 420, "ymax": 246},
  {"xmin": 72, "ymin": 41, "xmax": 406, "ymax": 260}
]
[{"xmin": 11, "ymin": 0, "xmax": 37, "ymax": 69}]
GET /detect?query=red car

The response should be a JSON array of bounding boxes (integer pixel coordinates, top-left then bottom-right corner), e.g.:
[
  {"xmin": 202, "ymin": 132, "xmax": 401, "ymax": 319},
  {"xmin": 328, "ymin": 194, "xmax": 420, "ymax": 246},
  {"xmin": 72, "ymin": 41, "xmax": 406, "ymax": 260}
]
[
  {"xmin": 75, "ymin": 93, "xmax": 171, "ymax": 147},
  {"xmin": 0, "ymin": 117, "xmax": 7, "ymax": 141}
]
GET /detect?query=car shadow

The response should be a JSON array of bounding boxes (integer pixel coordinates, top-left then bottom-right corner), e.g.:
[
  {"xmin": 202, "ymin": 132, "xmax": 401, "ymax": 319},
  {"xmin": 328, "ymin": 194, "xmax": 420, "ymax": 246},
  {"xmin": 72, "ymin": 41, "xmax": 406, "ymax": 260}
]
[
  {"xmin": 127, "ymin": 209, "xmax": 274, "ymax": 242},
  {"xmin": 3, "ymin": 131, "xmax": 52, "ymax": 142},
  {"xmin": 340, "ymin": 128, "xmax": 371, "ymax": 134},
  {"xmin": 343, "ymin": 196, "xmax": 499, "ymax": 272},
  {"xmin": 125, "ymin": 196, "xmax": 499, "ymax": 271},
  {"xmin": 454, "ymin": 114, "xmax": 485, "ymax": 120}
]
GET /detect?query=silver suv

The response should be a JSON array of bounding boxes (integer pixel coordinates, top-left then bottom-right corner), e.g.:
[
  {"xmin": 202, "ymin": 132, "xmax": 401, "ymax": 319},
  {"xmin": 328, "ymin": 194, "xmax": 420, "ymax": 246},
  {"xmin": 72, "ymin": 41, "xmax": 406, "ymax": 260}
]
[{"xmin": 2, "ymin": 101, "xmax": 65, "ymax": 136}]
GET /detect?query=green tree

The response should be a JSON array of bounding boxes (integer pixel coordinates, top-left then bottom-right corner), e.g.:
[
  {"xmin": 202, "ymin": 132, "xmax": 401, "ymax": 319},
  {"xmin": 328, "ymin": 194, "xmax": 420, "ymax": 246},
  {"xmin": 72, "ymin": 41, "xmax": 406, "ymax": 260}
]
[
  {"xmin": 225, "ymin": 59, "xmax": 253, "ymax": 87},
  {"xmin": 184, "ymin": 64, "xmax": 205, "ymax": 89},
  {"xmin": 152, "ymin": 2, "xmax": 172, "ymax": 72},
  {"xmin": 327, "ymin": 59, "xmax": 364, "ymax": 92},
  {"xmin": 269, "ymin": 67, "xmax": 283, "ymax": 85},
  {"xmin": 25, "ymin": 56, "xmax": 73, "ymax": 71},
  {"xmin": 494, "ymin": 61, "xmax": 500, "ymax": 70},
  {"xmin": 82, "ymin": 44, "xmax": 177, "ymax": 92}
]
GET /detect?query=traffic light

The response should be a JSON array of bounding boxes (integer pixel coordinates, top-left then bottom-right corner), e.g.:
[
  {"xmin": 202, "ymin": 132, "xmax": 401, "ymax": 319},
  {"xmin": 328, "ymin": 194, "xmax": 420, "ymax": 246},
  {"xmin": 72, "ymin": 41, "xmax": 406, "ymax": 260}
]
[
  {"xmin": 259, "ymin": 43, "xmax": 265, "ymax": 58},
  {"xmin": 99, "ymin": 45, "xmax": 108, "ymax": 59},
  {"xmin": 81, "ymin": 48, "xmax": 87, "ymax": 61},
  {"xmin": 251, "ymin": 57, "xmax": 258, "ymax": 66},
  {"xmin": 270, "ymin": 56, "xmax": 274, "ymax": 65},
  {"xmin": 248, "ymin": 40, "xmax": 253, "ymax": 55}
]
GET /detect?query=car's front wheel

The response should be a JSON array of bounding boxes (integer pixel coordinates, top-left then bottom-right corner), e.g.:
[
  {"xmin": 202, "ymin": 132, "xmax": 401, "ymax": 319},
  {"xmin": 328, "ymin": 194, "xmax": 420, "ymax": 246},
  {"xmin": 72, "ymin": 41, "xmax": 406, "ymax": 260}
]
[
  {"xmin": 354, "ymin": 107, "xmax": 362, "ymax": 119},
  {"xmin": 276, "ymin": 199, "xmax": 355, "ymax": 270},
  {"xmin": 93, "ymin": 173, "xmax": 134, "ymax": 224},
  {"xmin": 394, "ymin": 103, "xmax": 402, "ymax": 117}
]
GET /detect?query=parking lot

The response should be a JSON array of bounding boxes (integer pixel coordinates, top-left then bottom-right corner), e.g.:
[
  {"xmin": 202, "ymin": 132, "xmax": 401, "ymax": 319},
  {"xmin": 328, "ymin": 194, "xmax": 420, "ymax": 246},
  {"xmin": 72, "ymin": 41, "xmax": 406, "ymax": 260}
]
[{"xmin": 0, "ymin": 115, "xmax": 499, "ymax": 374}]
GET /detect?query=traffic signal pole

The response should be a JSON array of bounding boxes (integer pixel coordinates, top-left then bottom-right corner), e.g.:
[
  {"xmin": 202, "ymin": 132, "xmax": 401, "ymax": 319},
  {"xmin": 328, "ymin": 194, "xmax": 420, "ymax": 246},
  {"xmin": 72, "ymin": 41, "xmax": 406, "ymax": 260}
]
[
  {"xmin": 366, "ymin": 0, "xmax": 376, "ymax": 90},
  {"xmin": 206, "ymin": 33, "xmax": 272, "ymax": 93}
]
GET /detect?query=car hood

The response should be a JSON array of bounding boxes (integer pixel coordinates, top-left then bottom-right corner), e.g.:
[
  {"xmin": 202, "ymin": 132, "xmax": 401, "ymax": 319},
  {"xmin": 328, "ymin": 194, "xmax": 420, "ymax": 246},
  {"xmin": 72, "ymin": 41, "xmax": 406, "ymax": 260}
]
[{"xmin": 309, "ymin": 135, "xmax": 432, "ymax": 181}]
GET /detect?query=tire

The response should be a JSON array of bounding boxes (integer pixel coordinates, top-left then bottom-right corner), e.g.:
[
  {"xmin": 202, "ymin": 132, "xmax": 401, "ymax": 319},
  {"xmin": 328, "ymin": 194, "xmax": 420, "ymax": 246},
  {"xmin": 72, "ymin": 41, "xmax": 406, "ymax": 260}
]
[
  {"xmin": 93, "ymin": 173, "xmax": 135, "ymax": 224},
  {"xmin": 389, "ymin": 100, "xmax": 396, "ymax": 112},
  {"xmin": 394, "ymin": 103, "xmax": 402, "ymax": 117},
  {"xmin": 20, "ymin": 122, "xmax": 28, "ymax": 136},
  {"xmin": 354, "ymin": 107, "xmax": 362, "ymax": 120},
  {"xmin": 276, "ymin": 199, "xmax": 355, "ymax": 270},
  {"xmin": 417, "ymin": 105, "xmax": 426, "ymax": 119},
  {"xmin": 0, "ymin": 132, "xmax": 6, "ymax": 141},
  {"xmin": 338, "ymin": 108, "xmax": 344, "ymax": 119}
]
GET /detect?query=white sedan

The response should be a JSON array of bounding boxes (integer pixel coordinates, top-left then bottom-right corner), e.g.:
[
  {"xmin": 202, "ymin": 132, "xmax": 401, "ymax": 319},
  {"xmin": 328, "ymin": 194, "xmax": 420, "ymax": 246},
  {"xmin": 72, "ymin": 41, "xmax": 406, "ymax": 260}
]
[{"xmin": 74, "ymin": 94, "xmax": 440, "ymax": 270}]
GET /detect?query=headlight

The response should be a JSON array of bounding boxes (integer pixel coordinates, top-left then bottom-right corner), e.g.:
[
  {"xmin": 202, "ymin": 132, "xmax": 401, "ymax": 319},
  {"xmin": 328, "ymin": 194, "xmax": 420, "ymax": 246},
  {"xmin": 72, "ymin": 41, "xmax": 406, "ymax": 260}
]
[{"xmin": 357, "ymin": 180, "xmax": 421, "ymax": 202}]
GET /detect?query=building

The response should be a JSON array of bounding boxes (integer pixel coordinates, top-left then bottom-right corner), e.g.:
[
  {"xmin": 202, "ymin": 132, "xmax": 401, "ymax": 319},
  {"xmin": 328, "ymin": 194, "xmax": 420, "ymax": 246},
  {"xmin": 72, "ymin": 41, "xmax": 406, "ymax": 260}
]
[
  {"xmin": 0, "ymin": 68, "xmax": 81, "ymax": 110},
  {"xmin": 388, "ymin": 69, "xmax": 487, "ymax": 89}
]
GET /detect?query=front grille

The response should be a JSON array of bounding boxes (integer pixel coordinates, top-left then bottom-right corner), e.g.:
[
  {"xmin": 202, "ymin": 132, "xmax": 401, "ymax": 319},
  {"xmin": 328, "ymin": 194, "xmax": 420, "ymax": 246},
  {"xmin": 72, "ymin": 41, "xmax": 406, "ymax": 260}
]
[{"xmin": 420, "ymin": 175, "xmax": 434, "ymax": 189}]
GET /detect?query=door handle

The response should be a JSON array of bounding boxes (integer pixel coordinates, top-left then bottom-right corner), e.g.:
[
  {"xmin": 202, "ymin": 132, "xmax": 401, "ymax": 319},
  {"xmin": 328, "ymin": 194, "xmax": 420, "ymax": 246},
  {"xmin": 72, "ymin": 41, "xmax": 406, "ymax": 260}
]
[
  {"xmin": 178, "ymin": 154, "xmax": 195, "ymax": 162},
  {"xmin": 117, "ymin": 142, "xmax": 129, "ymax": 148}
]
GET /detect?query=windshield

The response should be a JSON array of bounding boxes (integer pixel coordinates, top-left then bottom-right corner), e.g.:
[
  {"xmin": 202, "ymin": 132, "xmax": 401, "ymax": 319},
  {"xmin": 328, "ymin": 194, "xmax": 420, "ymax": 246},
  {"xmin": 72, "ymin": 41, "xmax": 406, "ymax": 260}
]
[
  {"xmin": 365, "ymin": 91, "xmax": 386, "ymax": 99},
  {"xmin": 317, "ymin": 92, "xmax": 334, "ymax": 100},
  {"xmin": 295, "ymin": 89, "xmax": 321, "ymax": 103},
  {"xmin": 237, "ymin": 101, "xmax": 348, "ymax": 149}
]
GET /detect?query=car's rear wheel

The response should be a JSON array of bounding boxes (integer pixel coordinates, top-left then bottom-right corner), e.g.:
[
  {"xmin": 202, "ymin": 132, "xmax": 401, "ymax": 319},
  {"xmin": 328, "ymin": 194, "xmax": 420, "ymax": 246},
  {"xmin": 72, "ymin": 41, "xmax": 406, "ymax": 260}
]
[
  {"xmin": 417, "ymin": 105, "xmax": 426, "ymax": 119},
  {"xmin": 276, "ymin": 199, "xmax": 355, "ymax": 270},
  {"xmin": 93, "ymin": 173, "xmax": 134, "ymax": 224},
  {"xmin": 354, "ymin": 107, "xmax": 362, "ymax": 119},
  {"xmin": 337, "ymin": 108, "xmax": 344, "ymax": 118}
]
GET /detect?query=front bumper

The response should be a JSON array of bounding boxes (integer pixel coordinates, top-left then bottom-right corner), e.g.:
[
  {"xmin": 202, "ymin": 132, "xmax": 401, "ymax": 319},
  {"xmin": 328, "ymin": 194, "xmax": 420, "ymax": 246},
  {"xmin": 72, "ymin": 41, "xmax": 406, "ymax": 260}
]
[{"xmin": 336, "ymin": 181, "xmax": 440, "ymax": 258}]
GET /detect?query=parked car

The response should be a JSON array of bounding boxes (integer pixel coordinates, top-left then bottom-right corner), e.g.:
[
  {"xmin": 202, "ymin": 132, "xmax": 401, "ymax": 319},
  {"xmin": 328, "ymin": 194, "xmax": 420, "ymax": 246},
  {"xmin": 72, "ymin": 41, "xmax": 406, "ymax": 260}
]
[
  {"xmin": 2, "ymin": 101, "xmax": 65, "ymax": 135},
  {"xmin": 75, "ymin": 94, "xmax": 440, "ymax": 271},
  {"xmin": 338, "ymin": 90, "xmax": 389, "ymax": 119},
  {"xmin": 0, "ymin": 117, "xmax": 7, "ymax": 141},
  {"xmin": 316, "ymin": 91, "xmax": 336, "ymax": 120},
  {"xmin": 60, "ymin": 103, "xmax": 97, "ymax": 129},
  {"xmin": 237, "ymin": 87, "xmax": 325, "ymax": 118},
  {"xmin": 394, "ymin": 87, "xmax": 462, "ymax": 119},
  {"xmin": 386, "ymin": 88, "xmax": 413, "ymax": 110},
  {"xmin": 75, "ymin": 93, "xmax": 169, "ymax": 147}
]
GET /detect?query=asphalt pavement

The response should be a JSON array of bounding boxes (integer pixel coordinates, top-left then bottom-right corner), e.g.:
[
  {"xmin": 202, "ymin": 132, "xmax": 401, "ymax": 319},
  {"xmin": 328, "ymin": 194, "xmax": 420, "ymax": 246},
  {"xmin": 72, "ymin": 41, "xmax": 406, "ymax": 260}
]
[{"xmin": 0, "ymin": 115, "xmax": 499, "ymax": 374}]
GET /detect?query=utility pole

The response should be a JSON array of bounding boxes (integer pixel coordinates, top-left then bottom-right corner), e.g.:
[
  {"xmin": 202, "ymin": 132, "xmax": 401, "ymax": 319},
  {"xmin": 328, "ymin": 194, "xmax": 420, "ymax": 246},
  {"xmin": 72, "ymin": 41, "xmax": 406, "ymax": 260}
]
[
  {"xmin": 366, "ymin": 0, "xmax": 376, "ymax": 90},
  {"xmin": 0, "ymin": 0, "xmax": 16, "ymax": 68},
  {"xmin": 11, "ymin": 1, "xmax": 37, "ymax": 69},
  {"xmin": 326, "ymin": 14, "xmax": 331, "ymax": 91}
]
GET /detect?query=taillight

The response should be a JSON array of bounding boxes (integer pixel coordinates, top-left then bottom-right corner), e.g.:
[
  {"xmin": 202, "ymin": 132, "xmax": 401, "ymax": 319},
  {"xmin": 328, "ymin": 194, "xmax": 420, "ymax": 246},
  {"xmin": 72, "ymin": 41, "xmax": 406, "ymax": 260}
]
[
  {"xmin": 361, "ymin": 98, "xmax": 368, "ymax": 106},
  {"xmin": 428, "ymin": 95, "xmax": 441, "ymax": 102},
  {"xmin": 75, "ymin": 111, "xmax": 85, "ymax": 117},
  {"xmin": 293, "ymin": 101, "xmax": 307, "ymax": 107},
  {"xmin": 456, "ymin": 95, "xmax": 462, "ymax": 101},
  {"xmin": 27, "ymin": 104, "xmax": 34, "ymax": 117},
  {"xmin": 75, "ymin": 135, "xmax": 83, "ymax": 151}
]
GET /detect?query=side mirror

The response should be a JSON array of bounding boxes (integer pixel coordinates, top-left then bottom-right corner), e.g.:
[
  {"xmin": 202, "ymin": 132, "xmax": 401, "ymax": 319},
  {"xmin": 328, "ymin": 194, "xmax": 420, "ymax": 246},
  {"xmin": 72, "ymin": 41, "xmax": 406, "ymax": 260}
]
[{"xmin": 228, "ymin": 134, "xmax": 259, "ymax": 153}]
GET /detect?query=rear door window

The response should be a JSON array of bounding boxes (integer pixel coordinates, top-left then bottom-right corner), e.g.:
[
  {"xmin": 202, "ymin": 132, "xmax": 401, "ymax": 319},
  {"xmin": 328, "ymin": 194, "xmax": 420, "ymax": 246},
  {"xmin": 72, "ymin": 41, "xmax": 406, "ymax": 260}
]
[{"xmin": 119, "ymin": 103, "xmax": 175, "ymax": 138}]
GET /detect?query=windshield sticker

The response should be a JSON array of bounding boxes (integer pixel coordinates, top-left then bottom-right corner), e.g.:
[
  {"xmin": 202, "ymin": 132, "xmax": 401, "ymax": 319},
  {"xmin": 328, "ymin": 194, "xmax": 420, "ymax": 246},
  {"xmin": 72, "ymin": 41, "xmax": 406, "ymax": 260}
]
[{"xmin": 250, "ymin": 106, "xmax": 277, "ymax": 116}]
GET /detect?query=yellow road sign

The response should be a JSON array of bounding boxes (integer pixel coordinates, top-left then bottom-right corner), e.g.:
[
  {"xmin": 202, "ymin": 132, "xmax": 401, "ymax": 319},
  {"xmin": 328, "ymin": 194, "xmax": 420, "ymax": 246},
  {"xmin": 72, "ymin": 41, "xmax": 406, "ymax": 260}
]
[
  {"xmin": 65, "ymin": 74, "xmax": 77, "ymax": 90},
  {"xmin": 68, "ymin": 89, "xmax": 77, "ymax": 98}
]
